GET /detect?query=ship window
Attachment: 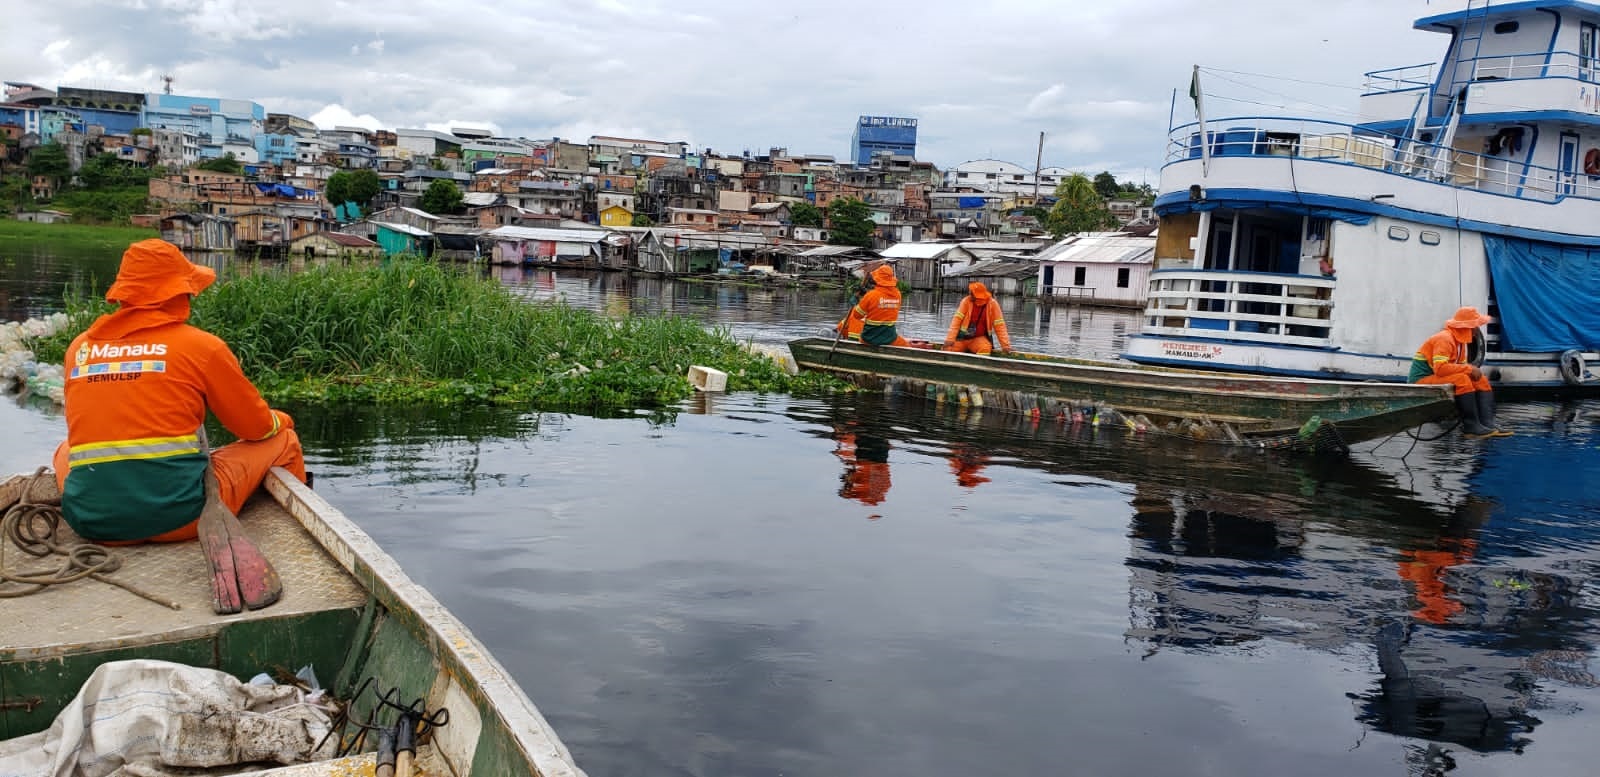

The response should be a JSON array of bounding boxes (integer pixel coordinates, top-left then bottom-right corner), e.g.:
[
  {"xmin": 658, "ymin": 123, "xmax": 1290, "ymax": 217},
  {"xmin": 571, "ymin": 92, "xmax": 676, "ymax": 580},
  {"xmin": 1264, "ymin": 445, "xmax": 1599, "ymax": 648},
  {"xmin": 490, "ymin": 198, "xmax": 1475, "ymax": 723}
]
[
  {"xmin": 1493, "ymin": 21, "xmax": 1519, "ymax": 34},
  {"xmin": 1420, "ymin": 230, "xmax": 1442, "ymax": 245},
  {"xmin": 1388, "ymin": 226, "xmax": 1411, "ymax": 241}
]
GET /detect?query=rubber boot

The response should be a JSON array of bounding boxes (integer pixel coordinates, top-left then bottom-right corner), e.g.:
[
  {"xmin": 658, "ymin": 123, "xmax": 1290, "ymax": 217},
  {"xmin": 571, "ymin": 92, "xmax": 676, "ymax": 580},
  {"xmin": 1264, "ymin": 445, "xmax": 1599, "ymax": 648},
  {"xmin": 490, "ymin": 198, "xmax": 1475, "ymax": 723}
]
[
  {"xmin": 1474, "ymin": 390, "xmax": 1515, "ymax": 437},
  {"xmin": 1454, "ymin": 392, "xmax": 1494, "ymax": 438}
]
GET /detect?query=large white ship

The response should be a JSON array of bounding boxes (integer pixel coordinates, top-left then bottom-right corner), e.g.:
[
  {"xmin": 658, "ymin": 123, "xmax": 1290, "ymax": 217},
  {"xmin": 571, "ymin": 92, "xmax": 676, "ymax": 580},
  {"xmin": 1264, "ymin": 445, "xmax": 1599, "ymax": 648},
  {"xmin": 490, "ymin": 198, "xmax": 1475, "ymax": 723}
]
[{"xmin": 1123, "ymin": 0, "xmax": 1600, "ymax": 388}]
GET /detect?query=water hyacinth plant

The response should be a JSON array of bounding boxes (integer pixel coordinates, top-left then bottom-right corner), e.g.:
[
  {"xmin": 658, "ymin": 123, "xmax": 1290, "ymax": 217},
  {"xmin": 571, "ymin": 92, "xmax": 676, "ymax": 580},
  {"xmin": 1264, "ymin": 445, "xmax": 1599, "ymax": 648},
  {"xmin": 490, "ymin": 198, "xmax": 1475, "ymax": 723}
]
[{"xmin": 31, "ymin": 259, "xmax": 847, "ymax": 409}]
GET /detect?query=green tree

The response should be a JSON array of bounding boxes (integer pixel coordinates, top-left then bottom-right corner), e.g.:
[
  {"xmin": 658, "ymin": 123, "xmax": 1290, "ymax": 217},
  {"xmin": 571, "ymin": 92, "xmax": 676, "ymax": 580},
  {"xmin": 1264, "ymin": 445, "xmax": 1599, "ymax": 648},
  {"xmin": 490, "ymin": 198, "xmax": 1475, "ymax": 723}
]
[
  {"xmin": 826, "ymin": 197, "xmax": 875, "ymax": 247},
  {"xmin": 0, "ymin": 175, "xmax": 33, "ymax": 213},
  {"xmin": 196, "ymin": 153, "xmax": 244, "ymax": 175},
  {"xmin": 790, "ymin": 201, "xmax": 824, "ymax": 227},
  {"xmin": 631, "ymin": 213, "xmax": 655, "ymax": 227},
  {"xmin": 1092, "ymin": 171, "xmax": 1119, "ymax": 200},
  {"xmin": 347, "ymin": 169, "xmax": 382, "ymax": 208},
  {"xmin": 419, "ymin": 178, "xmax": 465, "ymax": 215},
  {"xmin": 77, "ymin": 152, "xmax": 153, "ymax": 190},
  {"xmin": 1048, "ymin": 173, "xmax": 1120, "ymax": 237},
  {"xmin": 324, "ymin": 170, "xmax": 352, "ymax": 208},
  {"xmin": 27, "ymin": 143, "xmax": 70, "ymax": 183}
]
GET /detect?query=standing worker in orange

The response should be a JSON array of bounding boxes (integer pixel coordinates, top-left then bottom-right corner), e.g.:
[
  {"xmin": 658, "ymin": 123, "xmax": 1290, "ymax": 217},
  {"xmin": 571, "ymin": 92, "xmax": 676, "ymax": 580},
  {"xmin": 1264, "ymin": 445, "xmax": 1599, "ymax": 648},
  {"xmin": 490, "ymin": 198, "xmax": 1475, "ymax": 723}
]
[
  {"xmin": 943, "ymin": 281, "xmax": 1012, "ymax": 355},
  {"xmin": 1407, "ymin": 306, "xmax": 1512, "ymax": 438},
  {"xmin": 51, "ymin": 239, "xmax": 307, "ymax": 543},
  {"xmin": 837, "ymin": 262, "xmax": 907, "ymax": 346}
]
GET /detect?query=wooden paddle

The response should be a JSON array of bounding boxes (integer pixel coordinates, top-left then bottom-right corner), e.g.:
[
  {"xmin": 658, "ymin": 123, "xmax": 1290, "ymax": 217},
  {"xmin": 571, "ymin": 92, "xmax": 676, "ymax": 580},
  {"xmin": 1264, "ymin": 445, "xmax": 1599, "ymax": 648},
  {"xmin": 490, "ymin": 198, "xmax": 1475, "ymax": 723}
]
[{"xmin": 197, "ymin": 459, "xmax": 282, "ymax": 614}]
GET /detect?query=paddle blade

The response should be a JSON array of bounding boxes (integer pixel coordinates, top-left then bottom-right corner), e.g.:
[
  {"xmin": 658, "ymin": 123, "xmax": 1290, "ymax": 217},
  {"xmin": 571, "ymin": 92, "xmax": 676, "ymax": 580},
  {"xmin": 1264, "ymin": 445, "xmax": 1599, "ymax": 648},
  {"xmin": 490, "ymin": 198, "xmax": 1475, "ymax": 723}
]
[
  {"xmin": 200, "ymin": 468, "xmax": 283, "ymax": 612},
  {"xmin": 197, "ymin": 505, "xmax": 243, "ymax": 615},
  {"xmin": 231, "ymin": 530, "xmax": 283, "ymax": 610}
]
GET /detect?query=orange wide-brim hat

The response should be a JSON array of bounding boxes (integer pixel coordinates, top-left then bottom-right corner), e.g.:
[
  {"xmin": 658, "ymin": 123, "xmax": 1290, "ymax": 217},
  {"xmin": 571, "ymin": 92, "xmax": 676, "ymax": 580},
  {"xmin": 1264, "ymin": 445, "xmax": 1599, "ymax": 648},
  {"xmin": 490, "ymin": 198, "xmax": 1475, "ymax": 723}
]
[
  {"xmin": 104, "ymin": 239, "xmax": 217, "ymax": 306},
  {"xmin": 1445, "ymin": 306, "xmax": 1491, "ymax": 330},
  {"xmin": 968, "ymin": 281, "xmax": 992, "ymax": 302}
]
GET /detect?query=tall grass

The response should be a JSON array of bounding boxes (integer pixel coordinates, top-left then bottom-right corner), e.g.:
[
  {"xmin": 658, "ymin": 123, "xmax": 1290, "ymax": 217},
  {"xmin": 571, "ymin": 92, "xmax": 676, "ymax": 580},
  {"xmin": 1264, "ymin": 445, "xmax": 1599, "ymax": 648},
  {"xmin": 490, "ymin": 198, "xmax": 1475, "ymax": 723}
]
[
  {"xmin": 0, "ymin": 219, "xmax": 158, "ymax": 249},
  {"xmin": 32, "ymin": 259, "xmax": 843, "ymax": 409}
]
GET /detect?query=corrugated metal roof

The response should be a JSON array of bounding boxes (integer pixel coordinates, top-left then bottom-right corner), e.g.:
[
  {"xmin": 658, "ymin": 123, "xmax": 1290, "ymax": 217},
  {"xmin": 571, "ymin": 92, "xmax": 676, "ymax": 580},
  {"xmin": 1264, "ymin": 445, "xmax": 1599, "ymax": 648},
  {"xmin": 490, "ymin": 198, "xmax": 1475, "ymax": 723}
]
[
  {"xmin": 797, "ymin": 245, "xmax": 871, "ymax": 257},
  {"xmin": 398, "ymin": 206, "xmax": 439, "ymax": 221},
  {"xmin": 1035, "ymin": 233, "xmax": 1155, "ymax": 265},
  {"xmin": 880, "ymin": 242, "xmax": 967, "ymax": 259},
  {"xmin": 946, "ymin": 258, "xmax": 1038, "ymax": 279},
  {"xmin": 487, "ymin": 225, "xmax": 611, "ymax": 243},
  {"xmin": 462, "ymin": 192, "xmax": 501, "ymax": 207},
  {"xmin": 373, "ymin": 221, "xmax": 433, "ymax": 237}
]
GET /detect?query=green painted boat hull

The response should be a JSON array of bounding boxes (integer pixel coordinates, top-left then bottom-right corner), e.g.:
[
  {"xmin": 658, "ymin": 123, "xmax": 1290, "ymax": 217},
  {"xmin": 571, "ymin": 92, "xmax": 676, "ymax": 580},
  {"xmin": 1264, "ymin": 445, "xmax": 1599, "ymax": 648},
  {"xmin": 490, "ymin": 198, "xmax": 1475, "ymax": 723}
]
[
  {"xmin": 0, "ymin": 471, "xmax": 586, "ymax": 776},
  {"xmin": 788, "ymin": 338, "xmax": 1454, "ymax": 445}
]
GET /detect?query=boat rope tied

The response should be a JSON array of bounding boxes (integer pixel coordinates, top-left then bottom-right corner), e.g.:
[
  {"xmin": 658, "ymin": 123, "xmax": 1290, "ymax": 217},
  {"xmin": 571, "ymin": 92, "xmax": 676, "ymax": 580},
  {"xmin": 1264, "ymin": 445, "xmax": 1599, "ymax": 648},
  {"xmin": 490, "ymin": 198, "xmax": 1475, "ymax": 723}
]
[{"xmin": 0, "ymin": 467, "xmax": 181, "ymax": 609}]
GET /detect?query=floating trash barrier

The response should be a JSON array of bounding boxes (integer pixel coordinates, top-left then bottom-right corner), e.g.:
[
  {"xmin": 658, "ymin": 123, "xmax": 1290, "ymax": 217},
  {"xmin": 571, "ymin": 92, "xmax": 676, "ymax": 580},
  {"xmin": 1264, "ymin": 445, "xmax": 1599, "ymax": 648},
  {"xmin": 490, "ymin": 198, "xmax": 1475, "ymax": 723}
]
[
  {"xmin": 862, "ymin": 374, "xmax": 1347, "ymax": 452},
  {"xmin": 1, "ymin": 314, "xmax": 70, "ymax": 405}
]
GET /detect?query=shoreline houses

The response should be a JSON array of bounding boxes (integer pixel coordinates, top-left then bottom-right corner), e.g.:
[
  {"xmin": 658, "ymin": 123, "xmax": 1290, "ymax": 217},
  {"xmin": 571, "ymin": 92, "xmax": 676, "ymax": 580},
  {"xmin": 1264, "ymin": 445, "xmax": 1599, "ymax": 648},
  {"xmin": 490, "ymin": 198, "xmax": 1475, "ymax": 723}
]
[{"xmin": 2, "ymin": 80, "xmax": 1157, "ymax": 305}]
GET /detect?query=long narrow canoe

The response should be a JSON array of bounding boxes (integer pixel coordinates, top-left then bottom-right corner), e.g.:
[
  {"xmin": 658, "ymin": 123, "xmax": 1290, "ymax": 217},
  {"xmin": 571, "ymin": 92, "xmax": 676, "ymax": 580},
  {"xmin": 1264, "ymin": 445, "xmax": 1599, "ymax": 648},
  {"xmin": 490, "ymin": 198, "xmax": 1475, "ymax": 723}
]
[
  {"xmin": 788, "ymin": 337, "xmax": 1455, "ymax": 446},
  {"xmin": 0, "ymin": 468, "xmax": 587, "ymax": 777}
]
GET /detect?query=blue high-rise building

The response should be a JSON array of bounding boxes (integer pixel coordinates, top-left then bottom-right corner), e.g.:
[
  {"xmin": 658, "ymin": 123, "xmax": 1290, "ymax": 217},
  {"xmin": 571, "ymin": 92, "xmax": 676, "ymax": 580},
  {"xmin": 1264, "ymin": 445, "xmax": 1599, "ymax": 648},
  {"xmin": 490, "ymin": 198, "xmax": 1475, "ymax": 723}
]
[{"xmin": 850, "ymin": 115, "xmax": 917, "ymax": 165}]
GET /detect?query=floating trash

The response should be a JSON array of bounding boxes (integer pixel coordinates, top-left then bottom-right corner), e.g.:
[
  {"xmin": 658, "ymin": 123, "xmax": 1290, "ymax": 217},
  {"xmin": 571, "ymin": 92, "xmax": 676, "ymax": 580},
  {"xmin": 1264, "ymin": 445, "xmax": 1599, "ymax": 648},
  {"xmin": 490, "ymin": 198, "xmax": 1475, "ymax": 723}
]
[{"xmin": 1, "ymin": 314, "xmax": 72, "ymax": 405}]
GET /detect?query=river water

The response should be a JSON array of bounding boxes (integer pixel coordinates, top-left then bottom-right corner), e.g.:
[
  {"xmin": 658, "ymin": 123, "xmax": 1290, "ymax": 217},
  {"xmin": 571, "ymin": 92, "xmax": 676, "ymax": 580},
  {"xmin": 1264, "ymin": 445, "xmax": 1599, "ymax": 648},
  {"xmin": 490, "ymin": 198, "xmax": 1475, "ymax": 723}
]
[{"xmin": 4, "ymin": 244, "xmax": 1600, "ymax": 777}]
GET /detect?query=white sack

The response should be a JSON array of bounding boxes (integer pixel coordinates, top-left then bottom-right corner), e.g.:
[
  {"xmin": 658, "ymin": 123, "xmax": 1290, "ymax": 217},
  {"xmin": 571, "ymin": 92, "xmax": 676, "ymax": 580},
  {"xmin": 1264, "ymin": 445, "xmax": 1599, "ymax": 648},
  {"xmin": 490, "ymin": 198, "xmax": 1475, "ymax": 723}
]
[{"xmin": 0, "ymin": 658, "xmax": 336, "ymax": 777}]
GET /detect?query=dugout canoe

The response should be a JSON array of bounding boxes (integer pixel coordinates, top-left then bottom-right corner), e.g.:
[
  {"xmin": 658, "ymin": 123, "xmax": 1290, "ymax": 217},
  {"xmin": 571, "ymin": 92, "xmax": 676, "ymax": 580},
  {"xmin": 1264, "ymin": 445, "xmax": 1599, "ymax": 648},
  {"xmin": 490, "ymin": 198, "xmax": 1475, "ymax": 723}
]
[
  {"xmin": 0, "ymin": 467, "xmax": 586, "ymax": 777},
  {"xmin": 788, "ymin": 337, "xmax": 1455, "ymax": 446}
]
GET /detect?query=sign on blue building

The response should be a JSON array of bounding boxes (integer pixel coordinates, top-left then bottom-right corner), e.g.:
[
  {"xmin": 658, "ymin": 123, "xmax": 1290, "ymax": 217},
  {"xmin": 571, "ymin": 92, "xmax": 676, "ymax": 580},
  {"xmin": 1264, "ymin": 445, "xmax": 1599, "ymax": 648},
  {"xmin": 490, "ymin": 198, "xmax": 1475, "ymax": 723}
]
[{"xmin": 851, "ymin": 115, "xmax": 918, "ymax": 165}]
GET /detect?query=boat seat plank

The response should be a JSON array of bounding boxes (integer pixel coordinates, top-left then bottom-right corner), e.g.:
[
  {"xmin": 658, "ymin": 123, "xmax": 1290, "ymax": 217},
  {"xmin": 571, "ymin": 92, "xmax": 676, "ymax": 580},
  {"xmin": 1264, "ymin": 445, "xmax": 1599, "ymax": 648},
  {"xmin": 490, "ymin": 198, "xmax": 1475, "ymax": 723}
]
[{"xmin": 0, "ymin": 494, "xmax": 366, "ymax": 661}]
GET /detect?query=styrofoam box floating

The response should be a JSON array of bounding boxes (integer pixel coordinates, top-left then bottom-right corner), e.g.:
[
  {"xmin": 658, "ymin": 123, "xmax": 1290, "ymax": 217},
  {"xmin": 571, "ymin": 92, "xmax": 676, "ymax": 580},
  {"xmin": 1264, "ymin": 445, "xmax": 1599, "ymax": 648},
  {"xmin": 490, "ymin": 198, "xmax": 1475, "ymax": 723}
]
[{"xmin": 687, "ymin": 365, "xmax": 728, "ymax": 392}]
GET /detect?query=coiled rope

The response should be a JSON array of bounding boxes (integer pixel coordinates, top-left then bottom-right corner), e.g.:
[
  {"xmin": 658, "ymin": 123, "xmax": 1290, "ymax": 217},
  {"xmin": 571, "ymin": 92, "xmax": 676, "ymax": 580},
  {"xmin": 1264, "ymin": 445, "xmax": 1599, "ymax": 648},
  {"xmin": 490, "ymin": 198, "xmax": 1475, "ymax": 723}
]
[{"xmin": 0, "ymin": 467, "xmax": 180, "ymax": 609}]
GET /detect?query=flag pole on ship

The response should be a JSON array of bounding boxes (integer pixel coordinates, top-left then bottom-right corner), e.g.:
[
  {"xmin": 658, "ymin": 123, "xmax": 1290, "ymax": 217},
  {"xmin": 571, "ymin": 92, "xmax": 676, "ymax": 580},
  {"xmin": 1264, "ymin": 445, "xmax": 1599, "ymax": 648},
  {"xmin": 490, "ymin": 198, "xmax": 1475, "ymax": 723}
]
[{"xmin": 1190, "ymin": 65, "xmax": 1210, "ymax": 178}]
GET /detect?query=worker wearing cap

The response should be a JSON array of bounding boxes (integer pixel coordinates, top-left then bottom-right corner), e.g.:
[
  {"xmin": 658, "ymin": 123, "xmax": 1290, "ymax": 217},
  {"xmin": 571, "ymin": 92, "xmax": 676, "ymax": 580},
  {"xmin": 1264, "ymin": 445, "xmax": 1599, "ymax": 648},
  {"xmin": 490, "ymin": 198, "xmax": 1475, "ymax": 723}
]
[
  {"xmin": 1407, "ymin": 306, "xmax": 1511, "ymax": 438},
  {"xmin": 837, "ymin": 262, "xmax": 907, "ymax": 346},
  {"xmin": 51, "ymin": 239, "xmax": 307, "ymax": 543},
  {"xmin": 943, "ymin": 281, "xmax": 1012, "ymax": 355}
]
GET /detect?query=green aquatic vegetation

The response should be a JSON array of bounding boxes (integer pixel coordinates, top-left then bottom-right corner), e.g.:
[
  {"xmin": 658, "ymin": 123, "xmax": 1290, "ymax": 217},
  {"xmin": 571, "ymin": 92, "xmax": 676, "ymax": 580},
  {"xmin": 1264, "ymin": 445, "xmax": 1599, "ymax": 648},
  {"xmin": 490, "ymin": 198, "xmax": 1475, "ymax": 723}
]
[
  {"xmin": 0, "ymin": 219, "xmax": 158, "ymax": 249},
  {"xmin": 30, "ymin": 259, "xmax": 849, "ymax": 409}
]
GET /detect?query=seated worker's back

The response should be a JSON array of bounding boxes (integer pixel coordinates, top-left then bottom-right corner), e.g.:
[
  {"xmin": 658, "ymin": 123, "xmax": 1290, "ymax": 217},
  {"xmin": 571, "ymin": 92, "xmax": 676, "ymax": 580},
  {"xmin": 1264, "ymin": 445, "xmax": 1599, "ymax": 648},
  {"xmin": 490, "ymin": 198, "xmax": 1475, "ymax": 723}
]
[{"xmin": 54, "ymin": 239, "xmax": 306, "ymax": 542}]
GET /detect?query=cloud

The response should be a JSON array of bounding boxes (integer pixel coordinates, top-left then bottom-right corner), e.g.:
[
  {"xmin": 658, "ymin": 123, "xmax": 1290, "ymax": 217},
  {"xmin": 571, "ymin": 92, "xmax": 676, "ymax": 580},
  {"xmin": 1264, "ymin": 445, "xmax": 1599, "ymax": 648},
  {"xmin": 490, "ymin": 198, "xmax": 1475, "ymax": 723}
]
[
  {"xmin": 0, "ymin": 0, "xmax": 1446, "ymax": 175},
  {"xmin": 309, "ymin": 104, "xmax": 385, "ymax": 131}
]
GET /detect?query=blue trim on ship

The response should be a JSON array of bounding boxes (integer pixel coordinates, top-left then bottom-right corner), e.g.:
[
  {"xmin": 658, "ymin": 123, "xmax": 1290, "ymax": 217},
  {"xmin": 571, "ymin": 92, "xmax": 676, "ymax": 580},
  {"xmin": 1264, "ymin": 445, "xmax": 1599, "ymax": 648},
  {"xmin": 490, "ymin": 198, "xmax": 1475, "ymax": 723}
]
[
  {"xmin": 1540, "ymin": 8, "xmax": 1563, "ymax": 77},
  {"xmin": 1414, "ymin": 0, "xmax": 1600, "ymax": 31},
  {"xmin": 1153, "ymin": 187, "xmax": 1600, "ymax": 248}
]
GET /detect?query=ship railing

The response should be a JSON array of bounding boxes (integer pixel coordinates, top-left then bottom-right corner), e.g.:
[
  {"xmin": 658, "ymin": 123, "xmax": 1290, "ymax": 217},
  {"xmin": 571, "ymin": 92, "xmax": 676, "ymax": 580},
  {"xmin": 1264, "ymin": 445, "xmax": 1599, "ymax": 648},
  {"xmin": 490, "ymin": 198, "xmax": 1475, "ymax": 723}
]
[
  {"xmin": 1142, "ymin": 269, "xmax": 1335, "ymax": 347},
  {"xmin": 1367, "ymin": 50, "xmax": 1600, "ymax": 96},
  {"xmin": 1363, "ymin": 63, "xmax": 1435, "ymax": 93},
  {"xmin": 1166, "ymin": 116, "xmax": 1600, "ymax": 204}
]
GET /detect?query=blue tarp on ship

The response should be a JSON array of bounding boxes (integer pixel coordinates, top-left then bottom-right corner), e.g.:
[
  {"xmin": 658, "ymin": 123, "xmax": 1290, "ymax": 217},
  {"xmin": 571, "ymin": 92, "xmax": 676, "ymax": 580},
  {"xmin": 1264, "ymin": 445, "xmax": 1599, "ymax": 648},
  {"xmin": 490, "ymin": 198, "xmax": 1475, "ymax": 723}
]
[{"xmin": 1483, "ymin": 236, "xmax": 1600, "ymax": 352}]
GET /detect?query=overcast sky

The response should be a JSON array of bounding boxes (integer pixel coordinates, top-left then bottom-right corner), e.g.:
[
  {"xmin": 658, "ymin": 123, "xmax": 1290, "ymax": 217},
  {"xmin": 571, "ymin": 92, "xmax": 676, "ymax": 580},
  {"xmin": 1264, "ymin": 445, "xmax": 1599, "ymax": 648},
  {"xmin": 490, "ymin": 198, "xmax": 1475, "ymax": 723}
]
[{"xmin": 2, "ymin": 1, "xmax": 1457, "ymax": 182}]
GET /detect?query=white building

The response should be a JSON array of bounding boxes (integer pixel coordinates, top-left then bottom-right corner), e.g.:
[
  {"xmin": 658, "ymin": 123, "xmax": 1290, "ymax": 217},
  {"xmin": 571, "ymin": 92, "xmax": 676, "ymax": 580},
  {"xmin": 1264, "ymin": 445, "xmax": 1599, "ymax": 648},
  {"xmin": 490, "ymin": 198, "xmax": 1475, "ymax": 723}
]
[
  {"xmin": 1035, "ymin": 232, "xmax": 1155, "ymax": 308},
  {"xmin": 944, "ymin": 159, "xmax": 1073, "ymax": 194}
]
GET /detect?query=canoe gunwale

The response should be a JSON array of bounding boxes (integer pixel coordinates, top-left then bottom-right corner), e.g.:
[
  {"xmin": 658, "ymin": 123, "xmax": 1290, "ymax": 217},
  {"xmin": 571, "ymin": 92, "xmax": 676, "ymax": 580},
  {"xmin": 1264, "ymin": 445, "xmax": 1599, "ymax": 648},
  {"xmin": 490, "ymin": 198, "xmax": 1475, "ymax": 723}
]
[{"xmin": 261, "ymin": 468, "xmax": 587, "ymax": 777}]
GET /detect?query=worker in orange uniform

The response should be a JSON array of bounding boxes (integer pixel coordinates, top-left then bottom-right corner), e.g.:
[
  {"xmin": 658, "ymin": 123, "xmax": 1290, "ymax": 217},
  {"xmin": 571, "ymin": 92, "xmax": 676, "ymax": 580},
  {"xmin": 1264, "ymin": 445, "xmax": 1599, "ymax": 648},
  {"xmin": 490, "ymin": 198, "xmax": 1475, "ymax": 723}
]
[
  {"xmin": 837, "ymin": 263, "xmax": 908, "ymax": 346},
  {"xmin": 943, "ymin": 281, "xmax": 1011, "ymax": 355},
  {"xmin": 51, "ymin": 239, "xmax": 307, "ymax": 543},
  {"xmin": 1407, "ymin": 306, "xmax": 1512, "ymax": 438}
]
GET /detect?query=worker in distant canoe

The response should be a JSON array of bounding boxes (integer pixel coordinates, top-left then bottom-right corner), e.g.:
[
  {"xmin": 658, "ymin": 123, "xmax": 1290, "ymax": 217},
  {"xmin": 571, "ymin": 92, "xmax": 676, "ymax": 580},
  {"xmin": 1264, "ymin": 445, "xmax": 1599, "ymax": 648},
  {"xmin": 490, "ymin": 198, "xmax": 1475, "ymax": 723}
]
[
  {"xmin": 1407, "ymin": 306, "xmax": 1512, "ymax": 438},
  {"xmin": 943, "ymin": 281, "xmax": 1012, "ymax": 355},
  {"xmin": 837, "ymin": 262, "xmax": 908, "ymax": 347},
  {"xmin": 51, "ymin": 239, "xmax": 308, "ymax": 543}
]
